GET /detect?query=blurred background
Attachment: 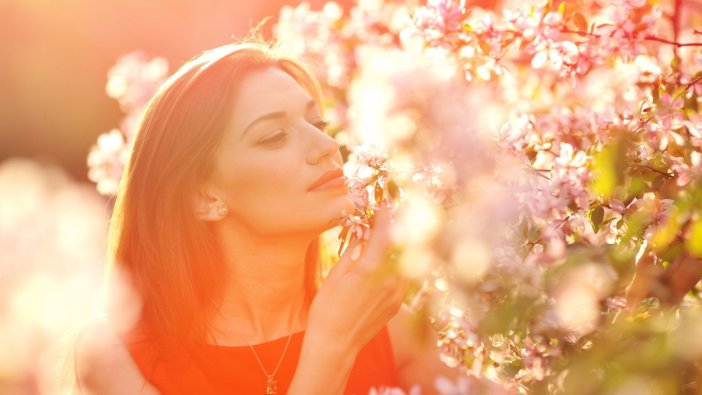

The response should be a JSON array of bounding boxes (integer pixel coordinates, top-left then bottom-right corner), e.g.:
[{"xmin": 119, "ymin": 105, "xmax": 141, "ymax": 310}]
[
  {"xmin": 0, "ymin": 0, "xmax": 344, "ymax": 181},
  {"xmin": 0, "ymin": 1, "xmax": 345, "ymax": 393},
  {"xmin": 5, "ymin": 0, "xmax": 696, "ymax": 394}
]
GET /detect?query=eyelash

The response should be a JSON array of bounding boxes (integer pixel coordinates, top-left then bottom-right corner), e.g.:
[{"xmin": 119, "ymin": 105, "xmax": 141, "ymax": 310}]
[
  {"xmin": 262, "ymin": 132, "xmax": 287, "ymax": 144},
  {"xmin": 260, "ymin": 120, "xmax": 330, "ymax": 145}
]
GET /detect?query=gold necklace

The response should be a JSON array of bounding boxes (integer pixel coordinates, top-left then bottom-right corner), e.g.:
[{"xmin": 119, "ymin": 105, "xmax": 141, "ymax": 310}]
[
  {"xmin": 246, "ymin": 334, "xmax": 293, "ymax": 395},
  {"xmin": 211, "ymin": 309, "xmax": 300, "ymax": 394}
]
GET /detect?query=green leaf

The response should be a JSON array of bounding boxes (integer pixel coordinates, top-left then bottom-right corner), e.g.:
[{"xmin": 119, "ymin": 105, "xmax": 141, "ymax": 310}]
[
  {"xmin": 686, "ymin": 217, "xmax": 702, "ymax": 258},
  {"xmin": 589, "ymin": 135, "xmax": 629, "ymax": 199},
  {"xmin": 478, "ymin": 296, "xmax": 537, "ymax": 335},
  {"xmin": 590, "ymin": 143, "xmax": 618, "ymax": 198},
  {"xmin": 573, "ymin": 12, "xmax": 588, "ymax": 32},
  {"xmin": 651, "ymin": 211, "xmax": 680, "ymax": 252},
  {"xmin": 387, "ymin": 179, "xmax": 400, "ymax": 201},
  {"xmin": 628, "ymin": 175, "xmax": 647, "ymax": 198},
  {"xmin": 589, "ymin": 205, "xmax": 605, "ymax": 233},
  {"xmin": 374, "ymin": 182, "xmax": 383, "ymax": 204}
]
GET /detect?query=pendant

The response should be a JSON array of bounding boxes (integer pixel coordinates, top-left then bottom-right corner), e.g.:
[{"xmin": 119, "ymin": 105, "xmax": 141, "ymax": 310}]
[{"xmin": 266, "ymin": 376, "xmax": 278, "ymax": 395}]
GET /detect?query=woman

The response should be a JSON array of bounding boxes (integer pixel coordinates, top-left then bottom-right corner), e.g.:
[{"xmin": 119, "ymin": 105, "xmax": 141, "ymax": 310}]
[{"xmin": 74, "ymin": 39, "xmax": 457, "ymax": 394}]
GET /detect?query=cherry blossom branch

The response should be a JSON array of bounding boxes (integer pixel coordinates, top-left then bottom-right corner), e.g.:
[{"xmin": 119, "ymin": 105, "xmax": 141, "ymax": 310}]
[
  {"xmin": 529, "ymin": 214, "xmax": 572, "ymax": 247},
  {"xmin": 560, "ymin": 29, "xmax": 702, "ymax": 48},
  {"xmin": 672, "ymin": 0, "xmax": 682, "ymax": 61},
  {"xmin": 631, "ymin": 163, "xmax": 675, "ymax": 178},
  {"xmin": 643, "ymin": 34, "xmax": 702, "ymax": 48},
  {"xmin": 684, "ymin": 74, "xmax": 702, "ymax": 92}
]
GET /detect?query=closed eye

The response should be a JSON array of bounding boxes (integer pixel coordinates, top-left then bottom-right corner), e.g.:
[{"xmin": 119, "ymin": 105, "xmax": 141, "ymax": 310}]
[
  {"xmin": 261, "ymin": 131, "xmax": 288, "ymax": 144},
  {"xmin": 260, "ymin": 120, "xmax": 329, "ymax": 146}
]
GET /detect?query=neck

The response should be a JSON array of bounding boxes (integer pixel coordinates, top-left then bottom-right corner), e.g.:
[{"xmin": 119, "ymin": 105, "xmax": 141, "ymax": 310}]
[{"xmin": 208, "ymin": 220, "xmax": 316, "ymax": 345}]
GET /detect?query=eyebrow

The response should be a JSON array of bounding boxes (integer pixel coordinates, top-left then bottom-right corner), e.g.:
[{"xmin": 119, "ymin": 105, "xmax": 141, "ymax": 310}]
[{"xmin": 241, "ymin": 100, "xmax": 318, "ymax": 139}]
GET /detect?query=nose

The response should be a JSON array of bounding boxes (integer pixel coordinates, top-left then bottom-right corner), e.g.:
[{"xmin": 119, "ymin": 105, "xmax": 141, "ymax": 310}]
[{"xmin": 306, "ymin": 127, "xmax": 341, "ymax": 165}]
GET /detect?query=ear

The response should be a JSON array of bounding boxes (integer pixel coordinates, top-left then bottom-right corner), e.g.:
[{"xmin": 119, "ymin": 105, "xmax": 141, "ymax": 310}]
[{"xmin": 193, "ymin": 190, "xmax": 229, "ymax": 221}]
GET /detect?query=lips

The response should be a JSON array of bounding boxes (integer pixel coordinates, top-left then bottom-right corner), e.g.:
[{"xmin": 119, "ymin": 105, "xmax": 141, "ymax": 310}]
[{"xmin": 307, "ymin": 168, "xmax": 345, "ymax": 191}]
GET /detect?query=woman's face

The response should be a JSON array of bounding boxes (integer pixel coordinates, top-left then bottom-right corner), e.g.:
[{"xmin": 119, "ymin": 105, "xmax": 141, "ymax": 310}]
[{"xmin": 203, "ymin": 66, "xmax": 355, "ymax": 236}]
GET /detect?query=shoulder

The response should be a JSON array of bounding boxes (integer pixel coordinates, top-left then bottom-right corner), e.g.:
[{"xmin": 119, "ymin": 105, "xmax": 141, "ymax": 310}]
[{"xmin": 74, "ymin": 318, "xmax": 160, "ymax": 394}]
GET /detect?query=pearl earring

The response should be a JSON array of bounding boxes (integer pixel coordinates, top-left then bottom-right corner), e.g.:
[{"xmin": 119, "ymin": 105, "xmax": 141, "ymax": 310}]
[{"xmin": 216, "ymin": 204, "xmax": 229, "ymax": 218}]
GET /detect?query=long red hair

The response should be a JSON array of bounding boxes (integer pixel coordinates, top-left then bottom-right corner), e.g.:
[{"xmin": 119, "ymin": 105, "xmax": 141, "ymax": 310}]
[{"xmin": 107, "ymin": 40, "xmax": 325, "ymax": 351}]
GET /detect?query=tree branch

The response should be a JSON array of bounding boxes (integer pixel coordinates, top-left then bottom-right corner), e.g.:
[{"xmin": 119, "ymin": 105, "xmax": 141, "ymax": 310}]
[
  {"xmin": 642, "ymin": 34, "xmax": 702, "ymax": 48},
  {"xmin": 672, "ymin": 0, "xmax": 682, "ymax": 61},
  {"xmin": 684, "ymin": 75, "xmax": 702, "ymax": 92},
  {"xmin": 560, "ymin": 29, "xmax": 702, "ymax": 48}
]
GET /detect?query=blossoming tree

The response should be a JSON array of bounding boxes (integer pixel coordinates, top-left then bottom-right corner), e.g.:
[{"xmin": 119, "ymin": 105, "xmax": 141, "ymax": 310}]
[{"xmin": 89, "ymin": 0, "xmax": 702, "ymax": 393}]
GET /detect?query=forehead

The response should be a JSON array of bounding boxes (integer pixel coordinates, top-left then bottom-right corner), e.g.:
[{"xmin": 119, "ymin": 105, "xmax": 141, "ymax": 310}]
[{"xmin": 230, "ymin": 67, "xmax": 316, "ymax": 128}]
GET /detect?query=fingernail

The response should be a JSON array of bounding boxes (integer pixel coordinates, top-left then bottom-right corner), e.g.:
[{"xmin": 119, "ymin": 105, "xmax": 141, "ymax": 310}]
[{"xmin": 351, "ymin": 244, "xmax": 362, "ymax": 261}]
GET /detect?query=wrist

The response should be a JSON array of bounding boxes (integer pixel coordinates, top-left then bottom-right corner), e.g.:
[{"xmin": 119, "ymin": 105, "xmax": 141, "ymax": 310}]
[
  {"xmin": 304, "ymin": 324, "xmax": 360, "ymax": 360},
  {"xmin": 287, "ymin": 328, "xmax": 359, "ymax": 395}
]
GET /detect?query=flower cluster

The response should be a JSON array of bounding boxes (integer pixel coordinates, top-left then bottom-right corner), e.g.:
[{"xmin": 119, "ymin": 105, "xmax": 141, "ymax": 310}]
[
  {"xmin": 89, "ymin": 0, "xmax": 702, "ymax": 392},
  {"xmin": 87, "ymin": 52, "xmax": 169, "ymax": 195},
  {"xmin": 269, "ymin": 0, "xmax": 702, "ymax": 392}
]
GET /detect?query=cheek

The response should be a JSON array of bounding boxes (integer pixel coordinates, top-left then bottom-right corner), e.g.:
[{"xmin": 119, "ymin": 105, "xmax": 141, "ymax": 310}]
[{"xmin": 218, "ymin": 153, "xmax": 303, "ymax": 213}]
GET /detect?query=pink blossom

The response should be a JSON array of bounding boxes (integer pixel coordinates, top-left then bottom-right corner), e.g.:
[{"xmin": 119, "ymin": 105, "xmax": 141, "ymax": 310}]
[
  {"xmin": 86, "ymin": 129, "xmax": 129, "ymax": 196},
  {"xmin": 368, "ymin": 385, "xmax": 422, "ymax": 395},
  {"xmin": 611, "ymin": 0, "xmax": 647, "ymax": 9},
  {"xmin": 551, "ymin": 143, "xmax": 591, "ymax": 209},
  {"xmin": 671, "ymin": 153, "xmax": 702, "ymax": 187},
  {"xmin": 434, "ymin": 376, "xmax": 473, "ymax": 395},
  {"xmin": 105, "ymin": 52, "xmax": 168, "ymax": 113},
  {"xmin": 656, "ymin": 93, "xmax": 685, "ymax": 131},
  {"xmin": 683, "ymin": 112, "xmax": 702, "ymax": 147}
]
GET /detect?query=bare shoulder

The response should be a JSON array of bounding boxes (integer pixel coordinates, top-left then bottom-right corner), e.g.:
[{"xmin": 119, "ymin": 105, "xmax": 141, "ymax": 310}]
[{"xmin": 74, "ymin": 319, "xmax": 160, "ymax": 395}]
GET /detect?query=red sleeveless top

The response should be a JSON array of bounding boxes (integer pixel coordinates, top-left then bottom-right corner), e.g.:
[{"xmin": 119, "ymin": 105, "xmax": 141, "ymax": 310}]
[{"xmin": 121, "ymin": 324, "xmax": 399, "ymax": 395}]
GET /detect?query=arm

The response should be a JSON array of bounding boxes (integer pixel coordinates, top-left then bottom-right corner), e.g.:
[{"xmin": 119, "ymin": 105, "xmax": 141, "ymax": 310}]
[
  {"xmin": 286, "ymin": 328, "xmax": 358, "ymax": 394},
  {"xmin": 289, "ymin": 207, "xmax": 409, "ymax": 394},
  {"xmin": 74, "ymin": 320, "xmax": 160, "ymax": 395}
]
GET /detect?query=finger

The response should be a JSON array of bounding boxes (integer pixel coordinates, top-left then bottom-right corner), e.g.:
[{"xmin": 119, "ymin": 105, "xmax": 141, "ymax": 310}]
[
  {"xmin": 336, "ymin": 237, "xmax": 364, "ymax": 271},
  {"xmin": 355, "ymin": 206, "xmax": 392, "ymax": 272}
]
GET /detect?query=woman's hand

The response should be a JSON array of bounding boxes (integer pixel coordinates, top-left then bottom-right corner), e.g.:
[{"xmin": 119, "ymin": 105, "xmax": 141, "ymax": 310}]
[{"xmin": 308, "ymin": 205, "xmax": 410, "ymax": 353}]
